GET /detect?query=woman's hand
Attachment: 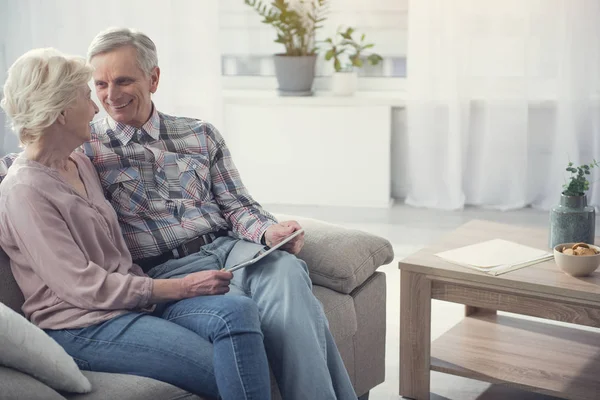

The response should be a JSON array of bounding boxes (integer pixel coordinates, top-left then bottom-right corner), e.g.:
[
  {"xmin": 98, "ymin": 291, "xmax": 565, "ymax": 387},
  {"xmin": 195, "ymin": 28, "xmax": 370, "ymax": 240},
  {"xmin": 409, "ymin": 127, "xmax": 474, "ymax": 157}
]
[
  {"xmin": 181, "ymin": 270, "xmax": 234, "ymax": 297},
  {"xmin": 150, "ymin": 270, "xmax": 234, "ymax": 303}
]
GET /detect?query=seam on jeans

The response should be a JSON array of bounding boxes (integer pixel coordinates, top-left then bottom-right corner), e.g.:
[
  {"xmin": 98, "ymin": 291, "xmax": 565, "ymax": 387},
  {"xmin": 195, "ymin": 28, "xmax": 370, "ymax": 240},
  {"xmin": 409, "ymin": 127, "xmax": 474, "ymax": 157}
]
[
  {"xmin": 167, "ymin": 311, "xmax": 251, "ymax": 400},
  {"xmin": 166, "ymin": 394, "xmax": 199, "ymax": 400},
  {"xmin": 315, "ymin": 296, "xmax": 328, "ymax": 361},
  {"xmin": 59, "ymin": 331, "xmax": 214, "ymax": 374}
]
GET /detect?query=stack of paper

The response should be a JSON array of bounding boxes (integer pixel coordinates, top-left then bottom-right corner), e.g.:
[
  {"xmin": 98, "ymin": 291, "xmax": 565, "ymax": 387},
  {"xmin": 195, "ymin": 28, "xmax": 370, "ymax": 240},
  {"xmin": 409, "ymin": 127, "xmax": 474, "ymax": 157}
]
[{"xmin": 435, "ymin": 239, "xmax": 553, "ymax": 276}]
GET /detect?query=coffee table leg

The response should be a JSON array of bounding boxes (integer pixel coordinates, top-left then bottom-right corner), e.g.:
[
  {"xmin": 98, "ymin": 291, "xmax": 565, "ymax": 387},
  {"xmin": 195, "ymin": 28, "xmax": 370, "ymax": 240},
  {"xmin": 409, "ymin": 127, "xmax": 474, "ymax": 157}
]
[{"xmin": 400, "ymin": 270, "xmax": 431, "ymax": 400}]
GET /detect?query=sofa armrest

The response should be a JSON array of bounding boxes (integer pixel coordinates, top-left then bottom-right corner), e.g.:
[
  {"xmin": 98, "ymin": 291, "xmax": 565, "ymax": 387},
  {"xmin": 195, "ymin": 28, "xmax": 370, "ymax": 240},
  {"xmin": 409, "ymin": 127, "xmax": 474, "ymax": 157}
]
[{"xmin": 275, "ymin": 214, "xmax": 394, "ymax": 294}]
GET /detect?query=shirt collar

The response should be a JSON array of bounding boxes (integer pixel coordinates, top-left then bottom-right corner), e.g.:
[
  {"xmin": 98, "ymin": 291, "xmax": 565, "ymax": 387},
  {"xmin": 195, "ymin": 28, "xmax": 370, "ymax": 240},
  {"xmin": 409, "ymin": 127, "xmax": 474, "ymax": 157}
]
[{"xmin": 107, "ymin": 104, "xmax": 160, "ymax": 145}]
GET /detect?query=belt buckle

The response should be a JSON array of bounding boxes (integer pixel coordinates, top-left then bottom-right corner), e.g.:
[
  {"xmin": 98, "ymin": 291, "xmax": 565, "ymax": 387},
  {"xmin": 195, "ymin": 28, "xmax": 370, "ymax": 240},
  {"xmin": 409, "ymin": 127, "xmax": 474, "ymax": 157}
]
[
  {"xmin": 180, "ymin": 242, "xmax": 190, "ymax": 257},
  {"xmin": 176, "ymin": 234, "xmax": 213, "ymax": 259}
]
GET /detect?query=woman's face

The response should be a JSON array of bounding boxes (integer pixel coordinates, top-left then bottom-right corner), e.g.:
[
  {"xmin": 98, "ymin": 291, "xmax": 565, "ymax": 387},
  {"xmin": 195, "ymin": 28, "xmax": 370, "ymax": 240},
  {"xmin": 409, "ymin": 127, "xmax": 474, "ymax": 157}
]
[{"xmin": 64, "ymin": 85, "xmax": 99, "ymax": 144}]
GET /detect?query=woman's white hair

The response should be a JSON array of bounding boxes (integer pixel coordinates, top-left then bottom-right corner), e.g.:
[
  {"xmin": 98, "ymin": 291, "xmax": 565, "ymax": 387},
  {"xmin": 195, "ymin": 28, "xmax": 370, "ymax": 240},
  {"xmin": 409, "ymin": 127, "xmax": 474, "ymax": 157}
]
[
  {"xmin": 87, "ymin": 27, "xmax": 158, "ymax": 75},
  {"xmin": 0, "ymin": 48, "xmax": 92, "ymax": 146}
]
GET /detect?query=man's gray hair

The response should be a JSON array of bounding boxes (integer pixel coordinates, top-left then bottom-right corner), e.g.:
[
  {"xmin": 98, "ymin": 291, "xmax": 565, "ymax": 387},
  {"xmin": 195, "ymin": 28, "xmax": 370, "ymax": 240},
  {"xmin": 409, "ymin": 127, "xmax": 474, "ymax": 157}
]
[{"xmin": 87, "ymin": 27, "xmax": 158, "ymax": 75}]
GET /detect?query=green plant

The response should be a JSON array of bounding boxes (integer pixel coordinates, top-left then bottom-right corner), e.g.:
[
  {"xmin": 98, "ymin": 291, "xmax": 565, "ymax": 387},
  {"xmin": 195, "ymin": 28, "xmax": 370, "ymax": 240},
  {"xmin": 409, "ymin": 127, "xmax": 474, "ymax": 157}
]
[
  {"xmin": 322, "ymin": 27, "xmax": 383, "ymax": 72},
  {"xmin": 563, "ymin": 160, "xmax": 600, "ymax": 196},
  {"xmin": 244, "ymin": 0, "xmax": 328, "ymax": 56}
]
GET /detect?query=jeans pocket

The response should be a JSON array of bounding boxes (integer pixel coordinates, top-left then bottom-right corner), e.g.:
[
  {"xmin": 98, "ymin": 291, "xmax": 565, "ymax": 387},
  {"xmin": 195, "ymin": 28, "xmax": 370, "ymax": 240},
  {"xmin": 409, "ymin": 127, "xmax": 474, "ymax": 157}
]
[{"xmin": 71, "ymin": 356, "xmax": 91, "ymax": 371}]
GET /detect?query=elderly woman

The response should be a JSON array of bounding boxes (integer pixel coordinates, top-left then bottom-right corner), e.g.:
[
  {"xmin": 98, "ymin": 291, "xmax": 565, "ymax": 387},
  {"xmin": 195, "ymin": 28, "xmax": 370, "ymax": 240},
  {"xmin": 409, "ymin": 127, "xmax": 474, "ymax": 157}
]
[{"xmin": 0, "ymin": 48, "xmax": 270, "ymax": 400}]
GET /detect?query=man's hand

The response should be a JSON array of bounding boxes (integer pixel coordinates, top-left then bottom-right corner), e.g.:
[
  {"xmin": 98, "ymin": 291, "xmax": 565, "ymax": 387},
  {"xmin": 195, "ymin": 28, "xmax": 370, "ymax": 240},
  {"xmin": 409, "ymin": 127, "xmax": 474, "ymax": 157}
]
[
  {"xmin": 264, "ymin": 221, "xmax": 305, "ymax": 255},
  {"xmin": 181, "ymin": 270, "xmax": 233, "ymax": 296}
]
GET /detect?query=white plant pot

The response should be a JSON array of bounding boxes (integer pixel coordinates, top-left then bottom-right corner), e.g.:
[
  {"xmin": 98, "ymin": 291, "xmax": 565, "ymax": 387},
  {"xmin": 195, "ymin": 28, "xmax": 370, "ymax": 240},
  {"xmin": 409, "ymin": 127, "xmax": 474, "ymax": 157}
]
[{"xmin": 331, "ymin": 71, "xmax": 358, "ymax": 96}]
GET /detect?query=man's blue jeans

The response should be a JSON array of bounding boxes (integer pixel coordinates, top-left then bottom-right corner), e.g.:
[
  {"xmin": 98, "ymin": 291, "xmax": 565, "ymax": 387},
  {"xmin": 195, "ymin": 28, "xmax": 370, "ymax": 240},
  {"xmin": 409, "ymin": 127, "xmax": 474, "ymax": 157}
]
[
  {"xmin": 45, "ymin": 237, "xmax": 271, "ymax": 400},
  {"xmin": 151, "ymin": 236, "xmax": 357, "ymax": 400}
]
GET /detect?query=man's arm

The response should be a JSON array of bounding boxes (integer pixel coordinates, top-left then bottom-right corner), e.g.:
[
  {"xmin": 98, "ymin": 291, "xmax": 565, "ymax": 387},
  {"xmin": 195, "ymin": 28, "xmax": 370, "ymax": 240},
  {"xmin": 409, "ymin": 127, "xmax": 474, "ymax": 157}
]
[
  {"xmin": 204, "ymin": 124, "xmax": 305, "ymax": 253},
  {"xmin": 205, "ymin": 123, "xmax": 278, "ymax": 243}
]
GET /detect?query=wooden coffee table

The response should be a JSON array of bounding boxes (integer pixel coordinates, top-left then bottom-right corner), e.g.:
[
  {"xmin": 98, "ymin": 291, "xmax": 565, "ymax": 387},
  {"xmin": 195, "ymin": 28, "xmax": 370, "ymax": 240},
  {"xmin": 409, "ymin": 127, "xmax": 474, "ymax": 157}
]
[{"xmin": 399, "ymin": 220, "xmax": 600, "ymax": 400}]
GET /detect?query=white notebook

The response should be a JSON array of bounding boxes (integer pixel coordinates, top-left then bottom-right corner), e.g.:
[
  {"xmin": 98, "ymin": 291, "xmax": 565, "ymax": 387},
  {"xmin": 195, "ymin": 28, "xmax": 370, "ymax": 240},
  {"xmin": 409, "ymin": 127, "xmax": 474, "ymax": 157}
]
[{"xmin": 435, "ymin": 239, "xmax": 553, "ymax": 276}]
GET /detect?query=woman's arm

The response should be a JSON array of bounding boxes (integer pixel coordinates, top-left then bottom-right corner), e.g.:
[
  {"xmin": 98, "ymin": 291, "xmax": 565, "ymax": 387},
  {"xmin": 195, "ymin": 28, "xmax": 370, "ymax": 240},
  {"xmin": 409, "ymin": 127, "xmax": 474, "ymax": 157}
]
[{"xmin": 150, "ymin": 269, "xmax": 234, "ymax": 303}]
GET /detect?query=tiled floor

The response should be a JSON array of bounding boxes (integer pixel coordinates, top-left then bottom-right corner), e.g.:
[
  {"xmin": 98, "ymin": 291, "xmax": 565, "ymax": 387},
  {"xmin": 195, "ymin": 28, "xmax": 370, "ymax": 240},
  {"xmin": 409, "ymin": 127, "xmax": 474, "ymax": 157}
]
[{"xmin": 267, "ymin": 203, "xmax": 600, "ymax": 400}]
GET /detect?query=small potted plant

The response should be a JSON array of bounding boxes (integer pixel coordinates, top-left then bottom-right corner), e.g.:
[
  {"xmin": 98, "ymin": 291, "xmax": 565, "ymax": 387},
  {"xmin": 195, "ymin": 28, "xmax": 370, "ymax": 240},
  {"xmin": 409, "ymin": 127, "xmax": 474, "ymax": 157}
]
[
  {"xmin": 549, "ymin": 160, "xmax": 600, "ymax": 248},
  {"xmin": 245, "ymin": 0, "xmax": 328, "ymax": 96},
  {"xmin": 322, "ymin": 27, "xmax": 383, "ymax": 96}
]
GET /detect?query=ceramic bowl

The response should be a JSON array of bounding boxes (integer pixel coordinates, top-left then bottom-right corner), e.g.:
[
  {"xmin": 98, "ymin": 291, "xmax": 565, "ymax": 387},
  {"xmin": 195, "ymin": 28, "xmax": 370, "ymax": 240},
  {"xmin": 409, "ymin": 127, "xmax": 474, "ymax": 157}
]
[{"xmin": 553, "ymin": 243, "xmax": 600, "ymax": 277}]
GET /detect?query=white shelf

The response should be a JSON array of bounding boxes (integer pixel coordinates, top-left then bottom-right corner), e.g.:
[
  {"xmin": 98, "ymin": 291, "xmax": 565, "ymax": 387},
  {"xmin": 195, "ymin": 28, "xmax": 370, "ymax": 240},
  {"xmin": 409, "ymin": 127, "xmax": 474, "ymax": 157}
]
[{"xmin": 223, "ymin": 90, "xmax": 406, "ymax": 107}]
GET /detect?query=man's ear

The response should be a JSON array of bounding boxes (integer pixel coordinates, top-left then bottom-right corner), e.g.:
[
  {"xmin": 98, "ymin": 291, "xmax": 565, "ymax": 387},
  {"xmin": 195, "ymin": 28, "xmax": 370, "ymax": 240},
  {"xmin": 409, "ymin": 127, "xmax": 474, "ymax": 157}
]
[
  {"xmin": 149, "ymin": 67, "xmax": 160, "ymax": 94},
  {"xmin": 56, "ymin": 110, "xmax": 67, "ymax": 125}
]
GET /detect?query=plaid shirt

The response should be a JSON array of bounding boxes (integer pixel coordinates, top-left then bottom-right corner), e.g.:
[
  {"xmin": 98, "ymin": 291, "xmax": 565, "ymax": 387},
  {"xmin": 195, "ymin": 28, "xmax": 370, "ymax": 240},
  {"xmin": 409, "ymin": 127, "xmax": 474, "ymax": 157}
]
[{"xmin": 83, "ymin": 107, "xmax": 277, "ymax": 260}]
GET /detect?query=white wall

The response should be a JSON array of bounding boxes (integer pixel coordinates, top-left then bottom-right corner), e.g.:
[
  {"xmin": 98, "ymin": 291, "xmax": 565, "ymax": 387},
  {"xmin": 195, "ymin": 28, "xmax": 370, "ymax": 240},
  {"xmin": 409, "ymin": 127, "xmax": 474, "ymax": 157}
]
[
  {"xmin": 0, "ymin": 0, "xmax": 10, "ymax": 153},
  {"xmin": 391, "ymin": 107, "xmax": 409, "ymax": 199},
  {"xmin": 0, "ymin": 0, "xmax": 222, "ymax": 156}
]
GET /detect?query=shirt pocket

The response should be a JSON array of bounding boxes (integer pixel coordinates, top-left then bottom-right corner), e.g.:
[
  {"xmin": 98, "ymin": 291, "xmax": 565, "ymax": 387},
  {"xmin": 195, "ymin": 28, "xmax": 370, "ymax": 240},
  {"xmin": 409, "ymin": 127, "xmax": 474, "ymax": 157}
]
[
  {"xmin": 176, "ymin": 156, "xmax": 211, "ymax": 201},
  {"xmin": 97, "ymin": 167, "xmax": 148, "ymax": 215}
]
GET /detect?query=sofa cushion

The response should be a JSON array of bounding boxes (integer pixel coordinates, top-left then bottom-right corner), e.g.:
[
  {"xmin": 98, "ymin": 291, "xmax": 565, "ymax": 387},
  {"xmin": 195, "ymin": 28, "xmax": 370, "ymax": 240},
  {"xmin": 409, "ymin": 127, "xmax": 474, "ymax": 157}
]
[
  {"xmin": 0, "ymin": 247, "xmax": 25, "ymax": 313},
  {"xmin": 0, "ymin": 365, "xmax": 66, "ymax": 400},
  {"xmin": 64, "ymin": 371, "xmax": 207, "ymax": 400},
  {"xmin": 0, "ymin": 302, "xmax": 92, "ymax": 393},
  {"xmin": 275, "ymin": 214, "xmax": 394, "ymax": 294}
]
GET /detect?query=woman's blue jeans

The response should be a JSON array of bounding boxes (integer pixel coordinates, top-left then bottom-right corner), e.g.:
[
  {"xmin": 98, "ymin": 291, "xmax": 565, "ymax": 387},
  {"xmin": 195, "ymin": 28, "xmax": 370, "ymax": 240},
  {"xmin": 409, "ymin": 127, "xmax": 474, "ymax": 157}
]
[{"xmin": 45, "ymin": 237, "xmax": 271, "ymax": 400}]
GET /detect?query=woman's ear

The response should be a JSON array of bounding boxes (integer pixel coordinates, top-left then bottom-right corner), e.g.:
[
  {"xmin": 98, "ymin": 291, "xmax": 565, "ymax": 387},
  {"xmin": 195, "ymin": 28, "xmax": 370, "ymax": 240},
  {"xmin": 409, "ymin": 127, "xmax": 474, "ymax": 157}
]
[{"xmin": 56, "ymin": 110, "xmax": 67, "ymax": 125}]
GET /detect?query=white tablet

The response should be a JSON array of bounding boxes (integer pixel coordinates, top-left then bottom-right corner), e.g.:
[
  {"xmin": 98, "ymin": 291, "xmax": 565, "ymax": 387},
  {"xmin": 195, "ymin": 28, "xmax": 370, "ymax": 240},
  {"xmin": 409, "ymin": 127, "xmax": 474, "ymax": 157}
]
[{"xmin": 226, "ymin": 229, "xmax": 305, "ymax": 272}]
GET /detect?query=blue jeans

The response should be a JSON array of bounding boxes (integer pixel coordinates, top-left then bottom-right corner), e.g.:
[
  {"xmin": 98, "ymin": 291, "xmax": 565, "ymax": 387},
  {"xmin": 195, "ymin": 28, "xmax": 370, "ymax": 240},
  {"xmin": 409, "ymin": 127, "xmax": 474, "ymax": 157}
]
[
  {"xmin": 149, "ymin": 236, "xmax": 357, "ymax": 400},
  {"xmin": 45, "ymin": 238, "xmax": 271, "ymax": 400}
]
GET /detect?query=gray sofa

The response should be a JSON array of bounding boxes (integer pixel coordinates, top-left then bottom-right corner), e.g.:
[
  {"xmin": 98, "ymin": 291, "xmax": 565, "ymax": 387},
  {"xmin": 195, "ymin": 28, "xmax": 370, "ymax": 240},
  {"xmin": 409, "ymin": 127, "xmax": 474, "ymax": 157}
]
[{"xmin": 0, "ymin": 214, "xmax": 393, "ymax": 400}]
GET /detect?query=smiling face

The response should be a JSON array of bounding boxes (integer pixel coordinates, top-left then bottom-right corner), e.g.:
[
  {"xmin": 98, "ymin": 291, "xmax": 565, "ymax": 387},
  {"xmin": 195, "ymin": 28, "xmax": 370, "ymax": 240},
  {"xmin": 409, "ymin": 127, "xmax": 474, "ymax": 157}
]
[
  {"xmin": 64, "ymin": 85, "xmax": 99, "ymax": 144},
  {"xmin": 90, "ymin": 45, "xmax": 159, "ymax": 128}
]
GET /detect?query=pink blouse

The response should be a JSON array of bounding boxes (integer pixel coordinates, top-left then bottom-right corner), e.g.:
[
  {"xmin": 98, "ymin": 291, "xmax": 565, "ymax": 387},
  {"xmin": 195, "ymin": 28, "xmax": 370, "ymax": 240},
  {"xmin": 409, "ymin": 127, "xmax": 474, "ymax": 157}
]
[{"xmin": 0, "ymin": 152, "xmax": 153, "ymax": 329}]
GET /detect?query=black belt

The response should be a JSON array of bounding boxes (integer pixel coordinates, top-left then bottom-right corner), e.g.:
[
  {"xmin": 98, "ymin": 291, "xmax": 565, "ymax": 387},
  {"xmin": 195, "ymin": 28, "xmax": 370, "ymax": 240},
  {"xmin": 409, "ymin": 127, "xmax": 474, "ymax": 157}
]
[{"xmin": 135, "ymin": 230, "xmax": 229, "ymax": 273}]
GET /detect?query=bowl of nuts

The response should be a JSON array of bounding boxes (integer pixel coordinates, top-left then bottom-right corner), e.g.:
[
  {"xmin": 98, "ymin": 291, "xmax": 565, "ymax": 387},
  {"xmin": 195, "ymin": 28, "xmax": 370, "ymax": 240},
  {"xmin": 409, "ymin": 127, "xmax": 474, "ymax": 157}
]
[{"xmin": 553, "ymin": 242, "xmax": 600, "ymax": 277}]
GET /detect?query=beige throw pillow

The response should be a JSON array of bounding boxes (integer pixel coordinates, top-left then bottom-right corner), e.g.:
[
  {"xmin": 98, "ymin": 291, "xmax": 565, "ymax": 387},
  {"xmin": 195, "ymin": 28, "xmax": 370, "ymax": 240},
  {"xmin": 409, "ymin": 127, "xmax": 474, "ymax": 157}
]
[{"xmin": 0, "ymin": 302, "xmax": 91, "ymax": 393}]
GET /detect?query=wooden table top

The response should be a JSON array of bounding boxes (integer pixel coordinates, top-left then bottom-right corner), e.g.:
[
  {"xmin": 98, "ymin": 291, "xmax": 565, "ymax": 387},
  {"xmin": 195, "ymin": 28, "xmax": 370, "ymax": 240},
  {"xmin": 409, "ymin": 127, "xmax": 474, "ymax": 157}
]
[{"xmin": 399, "ymin": 219, "xmax": 600, "ymax": 304}]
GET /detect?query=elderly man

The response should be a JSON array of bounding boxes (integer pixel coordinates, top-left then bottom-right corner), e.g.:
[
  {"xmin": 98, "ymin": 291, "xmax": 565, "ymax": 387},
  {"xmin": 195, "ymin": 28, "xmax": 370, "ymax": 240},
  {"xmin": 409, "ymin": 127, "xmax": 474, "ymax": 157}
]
[{"xmin": 82, "ymin": 27, "xmax": 357, "ymax": 400}]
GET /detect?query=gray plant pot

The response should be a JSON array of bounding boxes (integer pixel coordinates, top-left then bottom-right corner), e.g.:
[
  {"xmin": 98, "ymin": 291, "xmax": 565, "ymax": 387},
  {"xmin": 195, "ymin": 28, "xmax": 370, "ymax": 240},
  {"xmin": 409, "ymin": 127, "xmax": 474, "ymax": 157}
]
[
  {"xmin": 549, "ymin": 193, "xmax": 596, "ymax": 249},
  {"xmin": 273, "ymin": 54, "xmax": 317, "ymax": 96}
]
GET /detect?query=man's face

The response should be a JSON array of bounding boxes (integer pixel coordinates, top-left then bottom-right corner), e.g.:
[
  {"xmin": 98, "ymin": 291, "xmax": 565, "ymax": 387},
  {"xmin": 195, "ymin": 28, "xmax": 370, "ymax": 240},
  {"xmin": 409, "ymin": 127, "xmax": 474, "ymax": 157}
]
[{"xmin": 90, "ymin": 46, "xmax": 159, "ymax": 128}]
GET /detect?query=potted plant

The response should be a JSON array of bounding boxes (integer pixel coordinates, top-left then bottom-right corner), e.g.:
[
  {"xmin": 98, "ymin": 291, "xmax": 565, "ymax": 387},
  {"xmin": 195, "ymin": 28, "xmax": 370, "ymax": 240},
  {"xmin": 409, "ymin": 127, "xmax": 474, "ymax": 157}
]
[
  {"xmin": 549, "ymin": 160, "xmax": 600, "ymax": 248},
  {"xmin": 245, "ymin": 0, "xmax": 328, "ymax": 96},
  {"xmin": 322, "ymin": 27, "xmax": 383, "ymax": 96}
]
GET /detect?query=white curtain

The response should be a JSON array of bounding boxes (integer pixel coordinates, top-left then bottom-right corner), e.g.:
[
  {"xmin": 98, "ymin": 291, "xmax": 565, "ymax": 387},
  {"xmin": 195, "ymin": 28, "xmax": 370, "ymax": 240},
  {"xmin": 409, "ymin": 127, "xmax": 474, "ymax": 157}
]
[
  {"xmin": 405, "ymin": 0, "xmax": 600, "ymax": 210},
  {"xmin": 0, "ymin": 0, "xmax": 222, "ymax": 155}
]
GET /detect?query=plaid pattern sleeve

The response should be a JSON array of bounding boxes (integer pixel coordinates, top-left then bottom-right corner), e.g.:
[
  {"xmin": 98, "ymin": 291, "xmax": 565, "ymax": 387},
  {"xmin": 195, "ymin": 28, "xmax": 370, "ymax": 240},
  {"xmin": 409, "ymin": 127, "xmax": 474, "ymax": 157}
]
[
  {"xmin": 0, "ymin": 153, "xmax": 20, "ymax": 184},
  {"xmin": 84, "ymin": 108, "xmax": 277, "ymax": 260},
  {"xmin": 206, "ymin": 124, "xmax": 278, "ymax": 242}
]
